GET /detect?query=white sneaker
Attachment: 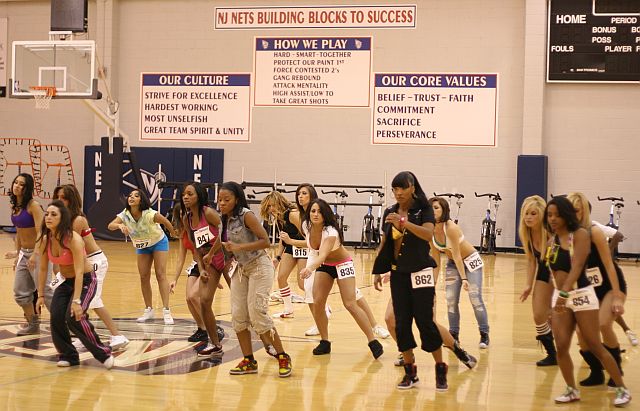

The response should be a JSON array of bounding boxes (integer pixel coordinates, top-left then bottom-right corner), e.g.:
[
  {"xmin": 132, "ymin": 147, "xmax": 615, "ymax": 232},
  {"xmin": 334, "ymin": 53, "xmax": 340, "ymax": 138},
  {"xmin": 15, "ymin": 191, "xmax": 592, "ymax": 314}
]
[
  {"xmin": 626, "ymin": 330, "xmax": 639, "ymax": 346},
  {"xmin": 103, "ymin": 356, "xmax": 115, "ymax": 370},
  {"xmin": 57, "ymin": 360, "xmax": 72, "ymax": 367},
  {"xmin": 163, "ymin": 308, "xmax": 174, "ymax": 325},
  {"xmin": 614, "ymin": 387, "xmax": 632, "ymax": 407},
  {"xmin": 291, "ymin": 293, "xmax": 305, "ymax": 303},
  {"xmin": 305, "ymin": 325, "xmax": 320, "ymax": 336},
  {"xmin": 270, "ymin": 290, "xmax": 283, "ymax": 302},
  {"xmin": 109, "ymin": 335, "xmax": 130, "ymax": 351},
  {"xmin": 272, "ymin": 311, "xmax": 294, "ymax": 319},
  {"xmin": 373, "ymin": 325, "xmax": 391, "ymax": 339},
  {"xmin": 554, "ymin": 386, "xmax": 580, "ymax": 403},
  {"xmin": 72, "ymin": 338, "xmax": 85, "ymax": 350},
  {"xmin": 137, "ymin": 307, "xmax": 154, "ymax": 323}
]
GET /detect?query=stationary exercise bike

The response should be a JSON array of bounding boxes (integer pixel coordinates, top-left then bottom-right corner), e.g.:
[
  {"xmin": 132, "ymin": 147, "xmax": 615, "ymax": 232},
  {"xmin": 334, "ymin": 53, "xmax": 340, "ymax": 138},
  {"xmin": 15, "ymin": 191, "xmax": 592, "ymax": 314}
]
[
  {"xmin": 597, "ymin": 196, "xmax": 624, "ymax": 257},
  {"xmin": 321, "ymin": 189, "xmax": 349, "ymax": 233},
  {"xmin": 356, "ymin": 189, "xmax": 384, "ymax": 248},
  {"xmin": 475, "ymin": 192, "xmax": 502, "ymax": 254},
  {"xmin": 433, "ymin": 192, "xmax": 464, "ymax": 223}
]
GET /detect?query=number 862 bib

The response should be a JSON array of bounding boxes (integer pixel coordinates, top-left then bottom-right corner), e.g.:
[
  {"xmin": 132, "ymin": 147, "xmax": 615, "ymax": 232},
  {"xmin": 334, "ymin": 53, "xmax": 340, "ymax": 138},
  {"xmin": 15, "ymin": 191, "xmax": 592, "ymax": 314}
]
[{"xmin": 411, "ymin": 267, "xmax": 435, "ymax": 289}]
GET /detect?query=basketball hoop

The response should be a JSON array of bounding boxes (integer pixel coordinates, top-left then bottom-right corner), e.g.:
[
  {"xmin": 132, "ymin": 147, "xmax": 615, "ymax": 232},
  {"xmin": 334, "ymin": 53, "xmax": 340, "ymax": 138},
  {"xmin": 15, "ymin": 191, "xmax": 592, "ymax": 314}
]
[{"xmin": 30, "ymin": 86, "xmax": 57, "ymax": 110}]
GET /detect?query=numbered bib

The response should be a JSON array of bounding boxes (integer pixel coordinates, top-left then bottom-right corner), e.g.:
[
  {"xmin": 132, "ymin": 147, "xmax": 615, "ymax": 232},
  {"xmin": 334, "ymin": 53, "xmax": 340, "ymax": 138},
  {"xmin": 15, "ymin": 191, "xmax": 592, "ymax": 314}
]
[
  {"xmin": 194, "ymin": 226, "xmax": 214, "ymax": 249},
  {"xmin": 411, "ymin": 267, "xmax": 435, "ymax": 289},
  {"xmin": 132, "ymin": 238, "xmax": 150, "ymax": 249},
  {"xmin": 586, "ymin": 267, "xmax": 603, "ymax": 287},
  {"xmin": 554, "ymin": 286, "xmax": 599, "ymax": 312},
  {"xmin": 292, "ymin": 246, "xmax": 309, "ymax": 259},
  {"xmin": 336, "ymin": 260, "xmax": 356, "ymax": 280},
  {"xmin": 463, "ymin": 251, "xmax": 484, "ymax": 273},
  {"xmin": 49, "ymin": 272, "xmax": 65, "ymax": 291}
]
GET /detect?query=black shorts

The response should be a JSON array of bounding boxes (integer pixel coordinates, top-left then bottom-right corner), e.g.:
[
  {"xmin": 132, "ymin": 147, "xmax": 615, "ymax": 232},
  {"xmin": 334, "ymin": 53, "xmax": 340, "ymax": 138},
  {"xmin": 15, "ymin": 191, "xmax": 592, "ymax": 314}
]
[
  {"xmin": 535, "ymin": 262, "xmax": 551, "ymax": 283},
  {"xmin": 594, "ymin": 264, "xmax": 627, "ymax": 302},
  {"xmin": 283, "ymin": 244, "xmax": 294, "ymax": 255},
  {"xmin": 316, "ymin": 264, "xmax": 338, "ymax": 279},
  {"xmin": 186, "ymin": 261, "xmax": 200, "ymax": 278}
]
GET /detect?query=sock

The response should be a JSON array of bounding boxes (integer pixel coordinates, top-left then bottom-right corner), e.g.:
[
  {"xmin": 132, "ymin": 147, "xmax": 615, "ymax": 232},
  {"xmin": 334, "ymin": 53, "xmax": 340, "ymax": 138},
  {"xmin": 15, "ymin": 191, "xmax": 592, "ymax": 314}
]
[
  {"xmin": 535, "ymin": 322, "xmax": 551, "ymax": 336},
  {"xmin": 280, "ymin": 286, "xmax": 293, "ymax": 312}
]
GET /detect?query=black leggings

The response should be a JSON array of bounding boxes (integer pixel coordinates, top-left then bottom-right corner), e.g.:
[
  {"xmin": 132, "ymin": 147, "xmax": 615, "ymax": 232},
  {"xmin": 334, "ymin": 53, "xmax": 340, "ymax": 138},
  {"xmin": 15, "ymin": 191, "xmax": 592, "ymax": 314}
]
[
  {"xmin": 390, "ymin": 270, "xmax": 442, "ymax": 353},
  {"xmin": 50, "ymin": 273, "xmax": 111, "ymax": 364}
]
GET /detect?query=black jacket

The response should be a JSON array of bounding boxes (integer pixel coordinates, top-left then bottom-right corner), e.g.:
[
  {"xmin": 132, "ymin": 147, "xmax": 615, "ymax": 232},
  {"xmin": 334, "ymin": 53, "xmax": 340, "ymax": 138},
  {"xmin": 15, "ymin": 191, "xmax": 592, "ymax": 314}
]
[{"xmin": 372, "ymin": 199, "xmax": 437, "ymax": 274}]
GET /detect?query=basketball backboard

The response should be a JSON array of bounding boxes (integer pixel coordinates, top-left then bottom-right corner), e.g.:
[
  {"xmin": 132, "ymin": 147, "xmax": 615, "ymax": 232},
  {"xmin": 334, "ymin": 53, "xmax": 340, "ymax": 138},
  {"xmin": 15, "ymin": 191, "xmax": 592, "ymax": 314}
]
[{"xmin": 9, "ymin": 40, "xmax": 100, "ymax": 99}]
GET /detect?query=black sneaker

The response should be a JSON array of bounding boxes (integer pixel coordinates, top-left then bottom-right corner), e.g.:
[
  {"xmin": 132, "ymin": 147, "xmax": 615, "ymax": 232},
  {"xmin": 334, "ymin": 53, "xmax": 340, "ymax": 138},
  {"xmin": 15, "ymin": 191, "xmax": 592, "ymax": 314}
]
[
  {"xmin": 313, "ymin": 340, "xmax": 331, "ymax": 355},
  {"xmin": 479, "ymin": 332, "xmax": 490, "ymax": 349},
  {"xmin": 450, "ymin": 331, "xmax": 459, "ymax": 343},
  {"xmin": 216, "ymin": 325, "xmax": 225, "ymax": 342},
  {"xmin": 188, "ymin": 328, "xmax": 208, "ymax": 342},
  {"xmin": 397, "ymin": 363, "xmax": 419, "ymax": 390},
  {"xmin": 452, "ymin": 341, "xmax": 477, "ymax": 369},
  {"xmin": 368, "ymin": 339, "xmax": 384, "ymax": 359},
  {"xmin": 435, "ymin": 362, "xmax": 448, "ymax": 392}
]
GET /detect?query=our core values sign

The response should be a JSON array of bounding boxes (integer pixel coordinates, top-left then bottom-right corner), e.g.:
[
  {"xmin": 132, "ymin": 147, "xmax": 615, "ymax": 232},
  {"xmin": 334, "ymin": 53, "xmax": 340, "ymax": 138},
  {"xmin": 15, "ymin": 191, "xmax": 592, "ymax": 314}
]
[
  {"xmin": 254, "ymin": 37, "xmax": 372, "ymax": 107},
  {"xmin": 140, "ymin": 73, "xmax": 251, "ymax": 142},
  {"xmin": 372, "ymin": 73, "xmax": 498, "ymax": 147}
]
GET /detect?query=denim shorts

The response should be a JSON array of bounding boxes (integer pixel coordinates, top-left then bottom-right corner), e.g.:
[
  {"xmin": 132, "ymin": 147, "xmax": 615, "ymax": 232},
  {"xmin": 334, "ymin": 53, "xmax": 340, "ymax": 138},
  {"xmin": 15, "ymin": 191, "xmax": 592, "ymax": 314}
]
[{"xmin": 135, "ymin": 235, "xmax": 169, "ymax": 254}]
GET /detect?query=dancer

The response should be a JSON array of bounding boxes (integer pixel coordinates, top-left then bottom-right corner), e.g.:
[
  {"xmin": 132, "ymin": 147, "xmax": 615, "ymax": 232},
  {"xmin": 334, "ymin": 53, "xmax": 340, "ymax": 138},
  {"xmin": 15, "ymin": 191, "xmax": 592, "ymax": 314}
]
[
  {"xmin": 372, "ymin": 171, "xmax": 447, "ymax": 391},
  {"xmin": 429, "ymin": 196, "xmax": 490, "ymax": 349},
  {"xmin": 568, "ymin": 192, "xmax": 627, "ymax": 388},
  {"xmin": 107, "ymin": 189, "xmax": 177, "ymax": 324},
  {"xmin": 544, "ymin": 196, "xmax": 630, "ymax": 406},
  {"xmin": 9, "ymin": 173, "xmax": 52, "ymax": 335},
  {"xmin": 259, "ymin": 191, "xmax": 306, "ymax": 318},
  {"xmin": 288, "ymin": 184, "xmax": 390, "ymax": 339},
  {"xmin": 179, "ymin": 182, "xmax": 226, "ymax": 356},
  {"xmin": 518, "ymin": 195, "xmax": 556, "ymax": 366},
  {"xmin": 218, "ymin": 182, "xmax": 292, "ymax": 377},
  {"xmin": 54, "ymin": 185, "xmax": 129, "ymax": 350},
  {"xmin": 36, "ymin": 200, "xmax": 114, "ymax": 368},
  {"xmin": 299, "ymin": 198, "xmax": 383, "ymax": 358}
]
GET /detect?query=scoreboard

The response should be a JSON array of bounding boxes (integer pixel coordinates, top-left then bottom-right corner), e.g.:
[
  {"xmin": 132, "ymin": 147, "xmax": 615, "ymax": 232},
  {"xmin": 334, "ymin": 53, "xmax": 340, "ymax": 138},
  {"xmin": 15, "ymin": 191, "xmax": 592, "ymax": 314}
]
[{"xmin": 547, "ymin": 0, "xmax": 640, "ymax": 82}]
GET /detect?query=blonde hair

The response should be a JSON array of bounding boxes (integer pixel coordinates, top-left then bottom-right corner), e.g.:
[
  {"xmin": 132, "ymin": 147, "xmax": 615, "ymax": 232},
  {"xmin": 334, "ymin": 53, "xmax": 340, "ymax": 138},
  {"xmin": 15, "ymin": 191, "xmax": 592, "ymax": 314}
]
[
  {"xmin": 259, "ymin": 191, "xmax": 293, "ymax": 227},
  {"xmin": 518, "ymin": 195, "xmax": 547, "ymax": 259},
  {"xmin": 567, "ymin": 192, "xmax": 591, "ymax": 229}
]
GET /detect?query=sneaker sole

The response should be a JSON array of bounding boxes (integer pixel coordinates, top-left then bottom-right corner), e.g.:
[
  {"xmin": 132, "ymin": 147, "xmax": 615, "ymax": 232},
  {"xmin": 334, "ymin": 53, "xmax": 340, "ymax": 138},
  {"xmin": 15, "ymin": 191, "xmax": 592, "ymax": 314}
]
[
  {"xmin": 279, "ymin": 370, "xmax": 292, "ymax": 378},
  {"xmin": 436, "ymin": 387, "xmax": 449, "ymax": 392},
  {"xmin": 555, "ymin": 398, "xmax": 580, "ymax": 404},
  {"xmin": 229, "ymin": 369, "xmax": 258, "ymax": 375},
  {"xmin": 396, "ymin": 381, "xmax": 419, "ymax": 390},
  {"xmin": 273, "ymin": 312, "xmax": 294, "ymax": 318},
  {"xmin": 198, "ymin": 351, "xmax": 224, "ymax": 357}
]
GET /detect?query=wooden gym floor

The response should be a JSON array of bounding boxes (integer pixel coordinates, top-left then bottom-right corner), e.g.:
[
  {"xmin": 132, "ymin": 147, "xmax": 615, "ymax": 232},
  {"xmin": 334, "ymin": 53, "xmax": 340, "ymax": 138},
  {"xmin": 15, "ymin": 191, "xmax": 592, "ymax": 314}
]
[{"xmin": 0, "ymin": 232, "xmax": 638, "ymax": 410}]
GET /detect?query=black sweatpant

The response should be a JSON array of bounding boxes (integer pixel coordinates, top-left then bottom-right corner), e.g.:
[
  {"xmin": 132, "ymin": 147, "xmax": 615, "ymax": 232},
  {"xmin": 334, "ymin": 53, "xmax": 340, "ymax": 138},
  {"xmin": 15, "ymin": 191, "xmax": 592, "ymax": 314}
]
[
  {"xmin": 390, "ymin": 270, "xmax": 442, "ymax": 353},
  {"xmin": 50, "ymin": 272, "xmax": 111, "ymax": 364}
]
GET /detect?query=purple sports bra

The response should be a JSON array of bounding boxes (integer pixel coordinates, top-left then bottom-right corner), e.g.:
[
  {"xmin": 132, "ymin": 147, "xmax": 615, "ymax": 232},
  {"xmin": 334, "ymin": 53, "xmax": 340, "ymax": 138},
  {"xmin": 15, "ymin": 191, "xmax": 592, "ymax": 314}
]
[{"xmin": 11, "ymin": 208, "xmax": 35, "ymax": 228}]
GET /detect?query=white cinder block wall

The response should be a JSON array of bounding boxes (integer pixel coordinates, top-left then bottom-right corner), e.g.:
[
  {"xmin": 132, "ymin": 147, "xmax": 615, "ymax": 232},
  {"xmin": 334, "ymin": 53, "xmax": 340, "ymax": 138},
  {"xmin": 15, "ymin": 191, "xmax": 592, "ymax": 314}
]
[{"xmin": 0, "ymin": 0, "xmax": 638, "ymax": 253}]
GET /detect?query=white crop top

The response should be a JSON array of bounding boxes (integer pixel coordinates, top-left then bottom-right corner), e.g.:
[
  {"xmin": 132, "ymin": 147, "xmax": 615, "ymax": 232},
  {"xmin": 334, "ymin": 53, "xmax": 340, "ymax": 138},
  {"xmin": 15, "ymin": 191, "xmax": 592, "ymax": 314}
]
[
  {"xmin": 303, "ymin": 224, "xmax": 341, "ymax": 251},
  {"xmin": 432, "ymin": 221, "xmax": 464, "ymax": 252}
]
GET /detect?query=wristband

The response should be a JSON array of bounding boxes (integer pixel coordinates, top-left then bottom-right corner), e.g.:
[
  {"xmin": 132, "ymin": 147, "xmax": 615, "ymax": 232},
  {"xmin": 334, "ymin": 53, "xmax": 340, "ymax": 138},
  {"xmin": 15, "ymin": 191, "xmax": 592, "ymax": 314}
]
[
  {"xmin": 37, "ymin": 295, "xmax": 44, "ymax": 299},
  {"xmin": 399, "ymin": 216, "xmax": 406, "ymax": 227},
  {"xmin": 558, "ymin": 290, "xmax": 569, "ymax": 298},
  {"xmin": 461, "ymin": 278, "xmax": 468, "ymax": 281},
  {"xmin": 276, "ymin": 255, "xmax": 282, "ymax": 261}
]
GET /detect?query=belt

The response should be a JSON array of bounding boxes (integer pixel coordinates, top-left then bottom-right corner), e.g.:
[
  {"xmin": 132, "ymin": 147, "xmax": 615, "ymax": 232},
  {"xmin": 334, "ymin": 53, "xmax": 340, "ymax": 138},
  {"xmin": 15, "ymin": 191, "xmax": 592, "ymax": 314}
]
[
  {"xmin": 87, "ymin": 250, "xmax": 104, "ymax": 258},
  {"xmin": 391, "ymin": 264, "xmax": 397, "ymax": 270}
]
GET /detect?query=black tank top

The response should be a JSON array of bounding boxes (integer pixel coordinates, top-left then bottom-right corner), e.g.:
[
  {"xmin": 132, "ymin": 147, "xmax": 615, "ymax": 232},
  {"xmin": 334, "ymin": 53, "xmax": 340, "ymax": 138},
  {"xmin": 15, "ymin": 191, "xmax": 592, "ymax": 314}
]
[
  {"xmin": 587, "ymin": 233, "xmax": 627, "ymax": 294},
  {"xmin": 530, "ymin": 244, "xmax": 550, "ymax": 280},
  {"xmin": 546, "ymin": 234, "xmax": 590, "ymax": 288},
  {"xmin": 281, "ymin": 209, "xmax": 303, "ymax": 240}
]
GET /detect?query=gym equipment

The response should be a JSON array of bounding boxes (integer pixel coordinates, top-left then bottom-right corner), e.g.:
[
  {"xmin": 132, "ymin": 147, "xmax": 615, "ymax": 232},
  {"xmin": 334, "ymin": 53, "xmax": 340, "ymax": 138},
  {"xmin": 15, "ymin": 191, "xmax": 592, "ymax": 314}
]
[
  {"xmin": 475, "ymin": 192, "xmax": 502, "ymax": 254},
  {"xmin": 321, "ymin": 190, "xmax": 349, "ymax": 233},
  {"xmin": 355, "ymin": 189, "xmax": 384, "ymax": 249},
  {"xmin": 597, "ymin": 196, "xmax": 624, "ymax": 257}
]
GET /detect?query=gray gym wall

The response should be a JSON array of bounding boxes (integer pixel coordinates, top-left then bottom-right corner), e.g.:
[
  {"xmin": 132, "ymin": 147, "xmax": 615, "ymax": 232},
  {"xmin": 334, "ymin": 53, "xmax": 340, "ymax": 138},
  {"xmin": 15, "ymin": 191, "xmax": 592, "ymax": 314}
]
[{"xmin": 0, "ymin": 0, "xmax": 638, "ymax": 253}]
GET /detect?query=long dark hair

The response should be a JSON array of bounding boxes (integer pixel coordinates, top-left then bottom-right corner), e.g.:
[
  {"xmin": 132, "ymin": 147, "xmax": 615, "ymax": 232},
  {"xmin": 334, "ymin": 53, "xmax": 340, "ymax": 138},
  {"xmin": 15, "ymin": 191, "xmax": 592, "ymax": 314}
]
[
  {"xmin": 295, "ymin": 183, "xmax": 318, "ymax": 214},
  {"xmin": 125, "ymin": 189, "xmax": 151, "ymax": 212},
  {"xmin": 53, "ymin": 184, "xmax": 85, "ymax": 221},
  {"xmin": 429, "ymin": 197, "xmax": 451, "ymax": 223},
  {"xmin": 39, "ymin": 200, "xmax": 74, "ymax": 253},
  {"xmin": 391, "ymin": 171, "xmax": 428, "ymax": 208},
  {"xmin": 180, "ymin": 182, "xmax": 209, "ymax": 220},
  {"xmin": 543, "ymin": 196, "xmax": 580, "ymax": 233},
  {"xmin": 10, "ymin": 173, "xmax": 35, "ymax": 213},
  {"xmin": 304, "ymin": 198, "xmax": 344, "ymax": 244}
]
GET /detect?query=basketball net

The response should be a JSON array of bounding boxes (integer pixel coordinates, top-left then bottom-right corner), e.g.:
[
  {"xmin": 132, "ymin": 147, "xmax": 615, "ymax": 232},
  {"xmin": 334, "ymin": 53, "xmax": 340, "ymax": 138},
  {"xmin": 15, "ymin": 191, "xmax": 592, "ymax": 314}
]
[{"xmin": 30, "ymin": 86, "xmax": 57, "ymax": 110}]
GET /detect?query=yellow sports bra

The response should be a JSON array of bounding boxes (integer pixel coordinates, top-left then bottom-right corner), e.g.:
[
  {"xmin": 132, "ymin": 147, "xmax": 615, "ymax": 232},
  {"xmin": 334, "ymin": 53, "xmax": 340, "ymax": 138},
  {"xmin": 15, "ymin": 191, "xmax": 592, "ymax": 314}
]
[{"xmin": 391, "ymin": 225, "xmax": 404, "ymax": 240}]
